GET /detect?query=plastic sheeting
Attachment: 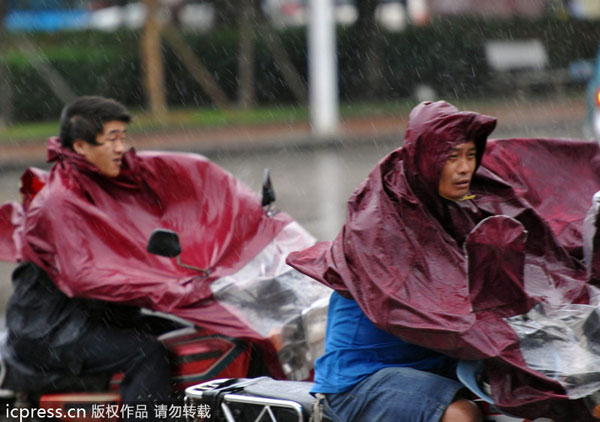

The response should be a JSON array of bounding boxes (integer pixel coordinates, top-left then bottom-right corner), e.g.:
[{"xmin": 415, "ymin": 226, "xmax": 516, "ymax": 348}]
[
  {"xmin": 210, "ymin": 221, "xmax": 332, "ymax": 379},
  {"xmin": 287, "ymin": 101, "xmax": 600, "ymax": 421},
  {"xmin": 506, "ymin": 292, "xmax": 600, "ymax": 400}
]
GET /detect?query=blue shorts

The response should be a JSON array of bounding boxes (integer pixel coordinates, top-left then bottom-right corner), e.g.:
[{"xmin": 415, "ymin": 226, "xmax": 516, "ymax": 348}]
[{"xmin": 323, "ymin": 366, "xmax": 465, "ymax": 422}]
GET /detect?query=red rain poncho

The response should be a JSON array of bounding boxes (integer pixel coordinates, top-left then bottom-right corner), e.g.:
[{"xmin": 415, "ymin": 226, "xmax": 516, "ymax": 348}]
[
  {"xmin": 287, "ymin": 101, "xmax": 600, "ymax": 421},
  {"xmin": 1, "ymin": 137, "xmax": 294, "ymax": 340},
  {"xmin": 1, "ymin": 137, "xmax": 332, "ymax": 380}
]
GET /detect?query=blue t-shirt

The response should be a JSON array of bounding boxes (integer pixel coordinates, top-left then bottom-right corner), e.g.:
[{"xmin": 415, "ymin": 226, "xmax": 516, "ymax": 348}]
[{"xmin": 311, "ymin": 291, "xmax": 453, "ymax": 394}]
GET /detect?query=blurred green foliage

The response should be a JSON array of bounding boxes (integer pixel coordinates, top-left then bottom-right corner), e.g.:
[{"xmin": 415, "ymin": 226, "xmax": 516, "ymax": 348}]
[
  {"xmin": 0, "ymin": 100, "xmax": 419, "ymax": 144},
  {"xmin": 1, "ymin": 16, "xmax": 598, "ymax": 123}
]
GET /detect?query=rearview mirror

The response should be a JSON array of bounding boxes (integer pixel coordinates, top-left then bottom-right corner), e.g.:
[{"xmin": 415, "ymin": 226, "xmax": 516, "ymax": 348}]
[
  {"xmin": 262, "ymin": 168, "xmax": 276, "ymax": 208},
  {"xmin": 146, "ymin": 228, "xmax": 211, "ymax": 277},
  {"xmin": 147, "ymin": 229, "xmax": 182, "ymax": 258}
]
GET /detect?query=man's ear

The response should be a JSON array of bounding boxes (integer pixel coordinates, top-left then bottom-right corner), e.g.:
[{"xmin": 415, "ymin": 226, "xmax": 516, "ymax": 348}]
[{"xmin": 73, "ymin": 139, "xmax": 86, "ymax": 155}]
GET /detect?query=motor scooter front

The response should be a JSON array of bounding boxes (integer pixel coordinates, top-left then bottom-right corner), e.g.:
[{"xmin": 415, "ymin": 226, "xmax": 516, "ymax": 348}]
[{"xmin": 0, "ymin": 169, "xmax": 331, "ymax": 421}]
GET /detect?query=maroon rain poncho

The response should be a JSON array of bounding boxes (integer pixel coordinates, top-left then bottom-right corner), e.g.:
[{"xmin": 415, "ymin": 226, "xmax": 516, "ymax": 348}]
[
  {"xmin": 1, "ymin": 137, "xmax": 330, "ymax": 380},
  {"xmin": 2, "ymin": 137, "xmax": 293, "ymax": 337},
  {"xmin": 287, "ymin": 101, "xmax": 600, "ymax": 421}
]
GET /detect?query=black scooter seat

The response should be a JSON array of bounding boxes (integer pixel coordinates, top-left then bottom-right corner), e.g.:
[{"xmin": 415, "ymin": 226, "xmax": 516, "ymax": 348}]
[{"xmin": 241, "ymin": 378, "xmax": 316, "ymax": 415}]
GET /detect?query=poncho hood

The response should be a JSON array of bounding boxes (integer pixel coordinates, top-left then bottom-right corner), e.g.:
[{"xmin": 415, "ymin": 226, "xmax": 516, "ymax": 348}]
[{"xmin": 402, "ymin": 101, "xmax": 496, "ymax": 205}]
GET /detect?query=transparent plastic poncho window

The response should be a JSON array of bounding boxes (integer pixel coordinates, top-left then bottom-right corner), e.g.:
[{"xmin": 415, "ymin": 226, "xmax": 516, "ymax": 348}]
[
  {"xmin": 210, "ymin": 221, "xmax": 332, "ymax": 380},
  {"xmin": 506, "ymin": 287, "xmax": 600, "ymax": 399}
]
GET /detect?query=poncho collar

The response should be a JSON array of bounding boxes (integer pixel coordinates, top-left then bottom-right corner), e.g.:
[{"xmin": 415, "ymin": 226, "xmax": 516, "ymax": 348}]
[{"xmin": 45, "ymin": 136, "xmax": 143, "ymax": 190}]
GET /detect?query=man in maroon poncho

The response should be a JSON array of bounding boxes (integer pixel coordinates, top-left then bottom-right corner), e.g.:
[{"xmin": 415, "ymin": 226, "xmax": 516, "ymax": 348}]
[
  {"xmin": 2, "ymin": 95, "xmax": 324, "ymax": 405},
  {"xmin": 287, "ymin": 100, "xmax": 600, "ymax": 421},
  {"xmin": 5, "ymin": 97, "xmax": 173, "ymax": 409}
]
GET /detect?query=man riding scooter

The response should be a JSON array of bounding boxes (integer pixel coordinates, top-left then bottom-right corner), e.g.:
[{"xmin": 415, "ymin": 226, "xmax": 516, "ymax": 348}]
[
  {"xmin": 289, "ymin": 101, "xmax": 493, "ymax": 422},
  {"xmin": 287, "ymin": 100, "xmax": 600, "ymax": 421},
  {"xmin": 4, "ymin": 97, "xmax": 172, "ymax": 412},
  {"xmin": 0, "ymin": 95, "xmax": 328, "ymax": 419}
]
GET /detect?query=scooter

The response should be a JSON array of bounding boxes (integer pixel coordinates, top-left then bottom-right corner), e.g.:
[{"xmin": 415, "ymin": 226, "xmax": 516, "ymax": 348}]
[
  {"xmin": 182, "ymin": 362, "xmax": 556, "ymax": 422},
  {"xmin": 0, "ymin": 169, "xmax": 332, "ymax": 421}
]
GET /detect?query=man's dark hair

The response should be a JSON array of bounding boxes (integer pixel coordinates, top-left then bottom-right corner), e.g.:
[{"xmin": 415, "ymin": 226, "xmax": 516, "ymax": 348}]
[{"xmin": 59, "ymin": 96, "xmax": 132, "ymax": 150}]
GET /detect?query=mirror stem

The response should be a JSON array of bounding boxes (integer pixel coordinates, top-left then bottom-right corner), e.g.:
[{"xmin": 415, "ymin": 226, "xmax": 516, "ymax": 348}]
[{"xmin": 176, "ymin": 256, "xmax": 210, "ymax": 277}]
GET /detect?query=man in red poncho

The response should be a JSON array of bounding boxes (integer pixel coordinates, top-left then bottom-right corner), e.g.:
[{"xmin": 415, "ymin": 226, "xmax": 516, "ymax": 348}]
[
  {"xmin": 3, "ymin": 92, "xmax": 326, "ymax": 400},
  {"xmin": 5, "ymin": 97, "xmax": 173, "ymax": 408},
  {"xmin": 287, "ymin": 100, "xmax": 599, "ymax": 421},
  {"xmin": 2, "ymin": 93, "xmax": 315, "ymax": 396},
  {"xmin": 287, "ymin": 101, "xmax": 493, "ymax": 422}
]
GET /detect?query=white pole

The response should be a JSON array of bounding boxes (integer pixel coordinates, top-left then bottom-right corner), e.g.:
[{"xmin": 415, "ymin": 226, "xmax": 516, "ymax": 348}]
[
  {"xmin": 316, "ymin": 151, "xmax": 344, "ymax": 239},
  {"xmin": 308, "ymin": 0, "xmax": 339, "ymax": 137}
]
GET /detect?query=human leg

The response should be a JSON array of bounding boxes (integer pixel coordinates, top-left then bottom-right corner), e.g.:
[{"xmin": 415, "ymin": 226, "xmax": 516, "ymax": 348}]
[
  {"xmin": 64, "ymin": 324, "xmax": 172, "ymax": 403},
  {"xmin": 323, "ymin": 366, "xmax": 467, "ymax": 422},
  {"xmin": 441, "ymin": 398, "xmax": 482, "ymax": 422}
]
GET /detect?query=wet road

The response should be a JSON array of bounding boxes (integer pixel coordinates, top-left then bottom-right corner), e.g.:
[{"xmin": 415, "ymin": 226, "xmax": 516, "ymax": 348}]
[{"xmin": 0, "ymin": 114, "xmax": 587, "ymax": 315}]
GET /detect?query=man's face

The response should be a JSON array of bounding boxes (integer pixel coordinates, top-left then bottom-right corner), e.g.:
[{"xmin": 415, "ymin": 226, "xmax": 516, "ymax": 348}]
[
  {"xmin": 438, "ymin": 140, "xmax": 477, "ymax": 201},
  {"xmin": 74, "ymin": 120, "xmax": 127, "ymax": 178}
]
